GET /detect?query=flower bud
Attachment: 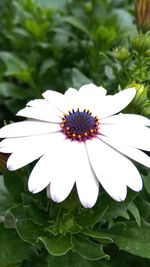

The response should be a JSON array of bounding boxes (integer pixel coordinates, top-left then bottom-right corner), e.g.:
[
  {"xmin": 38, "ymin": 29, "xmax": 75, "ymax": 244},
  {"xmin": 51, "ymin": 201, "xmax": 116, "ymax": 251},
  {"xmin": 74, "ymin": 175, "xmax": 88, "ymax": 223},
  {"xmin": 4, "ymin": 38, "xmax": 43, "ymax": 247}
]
[
  {"xmin": 142, "ymin": 102, "xmax": 150, "ymax": 116},
  {"xmin": 113, "ymin": 46, "xmax": 131, "ymax": 61},
  {"xmin": 129, "ymin": 83, "xmax": 148, "ymax": 106},
  {"xmin": 132, "ymin": 34, "xmax": 150, "ymax": 53},
  {"xmin": 135, "ymin": 0, "xmax": 150, "ymax": 33}
]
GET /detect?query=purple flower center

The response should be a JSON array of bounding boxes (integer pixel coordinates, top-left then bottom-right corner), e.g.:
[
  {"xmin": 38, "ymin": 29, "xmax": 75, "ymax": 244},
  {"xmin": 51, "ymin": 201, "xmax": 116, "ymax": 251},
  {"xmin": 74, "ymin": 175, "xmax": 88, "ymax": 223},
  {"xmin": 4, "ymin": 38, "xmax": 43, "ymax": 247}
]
[{"xmin": 60, "ymin": 109, "xmax": 100, "ymax": 141}]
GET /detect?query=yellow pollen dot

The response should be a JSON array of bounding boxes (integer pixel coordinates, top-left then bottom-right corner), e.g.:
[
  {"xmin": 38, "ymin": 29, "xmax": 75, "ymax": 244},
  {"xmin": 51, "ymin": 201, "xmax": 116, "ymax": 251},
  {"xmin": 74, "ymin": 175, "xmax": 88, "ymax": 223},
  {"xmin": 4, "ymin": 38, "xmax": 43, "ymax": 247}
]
[
  {"xmin": 84, "ymin": 132, "xmax": 88, "ymax": 136},
  {"xmin": 90, "ymin": 129, "xmax": 94, "ymax": 133},
  {"xmin": 78, "ymin": 135, "xmax": 82, "ymax": 139},
  {"xmin": 60, "ymin": 123, "xmax": 65, "ymax": 128},
  {"xmin": 72, "ymin": 133, "xmax": 76, "ymax": 137},
  {"xmin": 66, "ymin": 127, "xmax": 70, "ymax": 130}
]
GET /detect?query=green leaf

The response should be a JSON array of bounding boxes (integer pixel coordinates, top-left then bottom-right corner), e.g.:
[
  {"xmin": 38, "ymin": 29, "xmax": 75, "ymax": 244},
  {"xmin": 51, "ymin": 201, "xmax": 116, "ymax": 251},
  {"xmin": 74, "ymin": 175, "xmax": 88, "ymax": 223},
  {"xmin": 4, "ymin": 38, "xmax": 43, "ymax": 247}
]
[
  {"xmin": 7, "ymin": 205, "xmax": 45, "ymax": 244},
  {"xmin": 36, "ymin": 0, "xmax": 66, "ymax": 8},
  {"xmin": 103, "ymin": 221, "xmax": 150, "ymax": 259},
  {"xmin": 72, "ymin": 235, "xmax": 109, "ymax": 261},
  {"xmin": 128, "ymin": 202, "xmax": 141, "ymax": 226},
  {"xmin": 4, "ymin": 171, "xmax": 24, "ymax": 203},
  {"xmin": 72, "ymin": 68, "xmax": 92, "ymax": 89},
  {"xmin": 76, "ymin": 200, "xmax": 108, "ymax": 227},
  {"xmin": 39, "ymin": 234, "xmax": 72, "ymax": 256},
  {"xmin": 83, "ymin": 229, "xmax": 113, "ymax": 244},
  {"xmin": 39, "ymin": 58, "xmax": 56, "ymax": 77},
  {"xmin": 143, "ymin": 173, "xmax": 150, "ymax": 195},
  {"xmin": 0, "ymin": 175, "xmax": 12, "ymax": 215},
  {"xmin": 61, "ymin": 16, "xmax": 90, "ymax": 35},
  {"xmin": 0, "ymin": 52, "xmax": 28, "ymax": 75},
  {"xmin": 0, "ymin": 223, "xmax": 32, "ymax": 267},
  {"xmin": 0, "ymin": 82, "xmax": 31, "ymax": 99},
  {"xmin": 25, "ymin": 19, "xmax": 49, "ymax": 39},
  {"xmin": 48, "ymin": 251, "xmax": 99, "ymax": 267}
]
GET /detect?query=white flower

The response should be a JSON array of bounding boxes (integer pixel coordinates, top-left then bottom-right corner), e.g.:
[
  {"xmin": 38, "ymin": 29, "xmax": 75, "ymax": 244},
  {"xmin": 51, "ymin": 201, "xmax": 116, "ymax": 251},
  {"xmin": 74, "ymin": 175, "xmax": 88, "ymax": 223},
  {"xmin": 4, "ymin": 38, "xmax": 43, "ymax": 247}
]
[{"xmin": 0, "ymin": 83, "xmax": 150, "ymax": 208}]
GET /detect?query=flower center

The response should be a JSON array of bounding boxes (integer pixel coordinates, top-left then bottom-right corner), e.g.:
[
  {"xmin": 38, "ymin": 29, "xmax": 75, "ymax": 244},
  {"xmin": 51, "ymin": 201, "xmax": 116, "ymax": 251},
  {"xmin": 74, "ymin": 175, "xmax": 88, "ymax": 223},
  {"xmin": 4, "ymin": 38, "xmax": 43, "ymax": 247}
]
[{"xmin": 60, "ymin": 109, "xmax": 100, "ymax": 141}]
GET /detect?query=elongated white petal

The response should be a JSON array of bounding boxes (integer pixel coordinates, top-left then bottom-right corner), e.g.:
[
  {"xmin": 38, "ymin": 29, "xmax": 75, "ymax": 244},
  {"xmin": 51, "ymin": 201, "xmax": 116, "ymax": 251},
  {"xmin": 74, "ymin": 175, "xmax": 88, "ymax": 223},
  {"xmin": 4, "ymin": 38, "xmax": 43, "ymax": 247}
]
[
  {"xmin": 17, "ymin": 107, "xmax": 61, "ymax": 123},
  {"xmin": 101, "ymin": 114, "xmax": 150, "ymax": 126},
  {"xmin": 27, "ymin": 99, "xmax": 62, "ymax": 115},
  {"xmin": 28, "ymin": 154, "xmax": 52, "ymax": 193},
  {"xmin": 97, "ymin": 88, "xmax": 136, "ymax": 118},
  {"xmin": 49, "ymin": 140, "xmax": 79, "ymax": 202},
  {"xmin": 100, "ymin": 123, "xmax": 150, "ymax": 151},
  {"xmin": 86, "ymin": 138, "xmax": 142, "ymax": 201},
  {"xmin": 7, "ymin": 149, "xmax": 43, "ymax": 171},
  {"xmin": 78, "ymin": 83, "xmax": 107, "ymax": 115},
  {"xmin": 99, "ymin": 135, "xmax": 150, "ymax": 168},
  {"xmin": 64, "ymin": 87, "xmax": 81, "ymax": 110},
  {"xmin": 75, "ymin": 142, "xmax": 99, "ymax": 208},
  {"xmin": 0, "ymin": 120, "xmax": 60, "ymax": 138},
  {"xmin": 79, "ymin": 83, "xmax": 107, "ymax": 98},
  {"xmin": 4, "ymin": 133, "xmax": 64, "ymax": 170},
  {"xmin": 42, "ymin": 90, "xmax": 67, "ymax": 112}
]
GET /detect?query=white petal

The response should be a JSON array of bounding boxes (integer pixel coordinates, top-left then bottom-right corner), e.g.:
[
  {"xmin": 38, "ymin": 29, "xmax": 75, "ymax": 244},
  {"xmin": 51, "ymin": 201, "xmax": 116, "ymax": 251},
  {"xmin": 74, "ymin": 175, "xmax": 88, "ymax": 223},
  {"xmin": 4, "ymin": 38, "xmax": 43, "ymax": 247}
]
[
  {"xmin": 100, "ymin": 123, "xmax": 150, "ymax": 151},
  {"xmin": 78, "ymin": 83, "xmax": 107, "ymax": 115},
  {"xmin": 26, "ymin": 99, "xmax": 62, "ymax": 116},
  {"xmin": 17, "ymin": 107, "xmax": 61, "ymax": 123},
  {"xmin": 99, "ymin": 135, "xmax": 150, "ymax": 168},
  {"xmin": 75, "ymin": 142, "xmax": 99, "ymax": 208},
  {"xmin": 42, "ymin": 90, "xmax": 67, "ymax": 112},
  {"xmin": 28, "ymin": 154, "xmax": 52, "ymax": 193},
  {"xmin": 49, "ymin": 140, "xmax": 78, "ymax": 203},
  {"xmin": 101, "ymin": 114, "xmax": 150, "ymax": 126},
  {"xmin": 97, "ymin": 88, "xmax": 136, "ymax": 119},
  {"xmin": 0, "ymin": 120, "xmax": 60, "ymax": 138},
  {"xmin": 64, "ymin": 87, "xmax": 81, "ymax": 110},
  {"xmin": 79, "ymin": 83, "xmax": 107, "ymax": 98},
  {"xmin": 86, "ymin": 138, "xmax": 137, "ymax": 201},
  {"xmin": 3, "ymin": 133, "xmax": 64, "ymax": 170}
]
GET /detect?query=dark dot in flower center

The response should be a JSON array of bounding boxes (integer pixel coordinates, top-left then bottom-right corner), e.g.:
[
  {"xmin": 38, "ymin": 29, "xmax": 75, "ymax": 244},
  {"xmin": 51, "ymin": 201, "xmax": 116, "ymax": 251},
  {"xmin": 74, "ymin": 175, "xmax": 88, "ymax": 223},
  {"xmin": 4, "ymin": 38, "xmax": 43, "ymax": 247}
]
[{"xmin": 60, "ymin": 109, "xmax": 100, "ymax": 141}]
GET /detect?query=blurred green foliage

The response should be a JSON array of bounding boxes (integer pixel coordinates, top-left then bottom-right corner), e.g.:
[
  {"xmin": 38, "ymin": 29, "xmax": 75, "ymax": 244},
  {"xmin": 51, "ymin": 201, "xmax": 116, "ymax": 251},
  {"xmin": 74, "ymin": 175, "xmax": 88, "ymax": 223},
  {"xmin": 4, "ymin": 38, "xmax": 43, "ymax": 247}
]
[{"xmin": 0, "ymin": 0, "xmax": 150, "ymax": 267}]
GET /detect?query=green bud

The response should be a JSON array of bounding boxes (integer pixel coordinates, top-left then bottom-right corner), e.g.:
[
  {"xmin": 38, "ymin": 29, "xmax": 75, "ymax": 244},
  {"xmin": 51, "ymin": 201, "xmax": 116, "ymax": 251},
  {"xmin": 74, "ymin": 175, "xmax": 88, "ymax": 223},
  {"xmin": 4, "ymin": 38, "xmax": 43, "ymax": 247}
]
[
  {"xmin": 113, "ymin": 46, "xmax": 131, "ymax": 61},
  {"xmin": 142, "ymin": 102, "xmax": 150, "ymax": 116},
  {"xmin": 132, "ymin": 34, "xmax": 150, "ymax": 53},
  {"xmin": 135, "ymin": 0, "xmax": 150, "ymax": 33},
  {"xmin": 129, "ymin": 83, "xmax": 148, "ymax": 105}
]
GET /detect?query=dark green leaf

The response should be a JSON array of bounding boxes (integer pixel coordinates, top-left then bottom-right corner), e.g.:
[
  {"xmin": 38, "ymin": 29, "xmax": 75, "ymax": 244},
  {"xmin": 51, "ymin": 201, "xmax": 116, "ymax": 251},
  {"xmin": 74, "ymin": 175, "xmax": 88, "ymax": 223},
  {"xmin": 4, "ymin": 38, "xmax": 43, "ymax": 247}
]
[
  {"xmin": 83, "ymin": 229, "xmax": 113, "ymax": 244},
  {"xmin": 128, "ymin": 202, "xmax": 141, "ymax": 226},
  {"xmin": 0, "ymin": 175, "xmax": 12, "ymax": 215},
  {"xmin": 61, "ymin": 16, "xmax": 90, "ymax": 35},
  {"xmin": 72, "ymin": 68, "xmax": 92, "ymax": 89},
  {"xmin": 8, "ymin": 205, "xmax": 45, "ymax": 244},
  {"xmin": 103, "ymin": 221, "xmax": 150, "ymax": 259},
  {"xmin": 48, "ymin": 251, "xmax": 99, "ymax": 267},
  {"xmin": 0, "ymin": 223, "xmax": 32, "ymax": 267},
  {"xmin": 0, "ymin": 82, "xmax": 31, "ymax": 99},
  {"xmin": 143, "ymin": 174, "xmax": 150, "ymax": 195},
  {"xmin": 4, "ymin": 171, "xmax": 24, "ymax": 203},
  {"xmin": 0, "ymin": 52, "xmax": 28, "ymax": 75},
  {"xmin": 76, "ymin": 200, "xmax": 108, "ymax": 227},
  {"xmin": 72, "ymin": 235, "xmax": 109, "ymax": 261},
  {"xmin": 39, "ymin": 234, "xmax": 72, "ymax": 256}
]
